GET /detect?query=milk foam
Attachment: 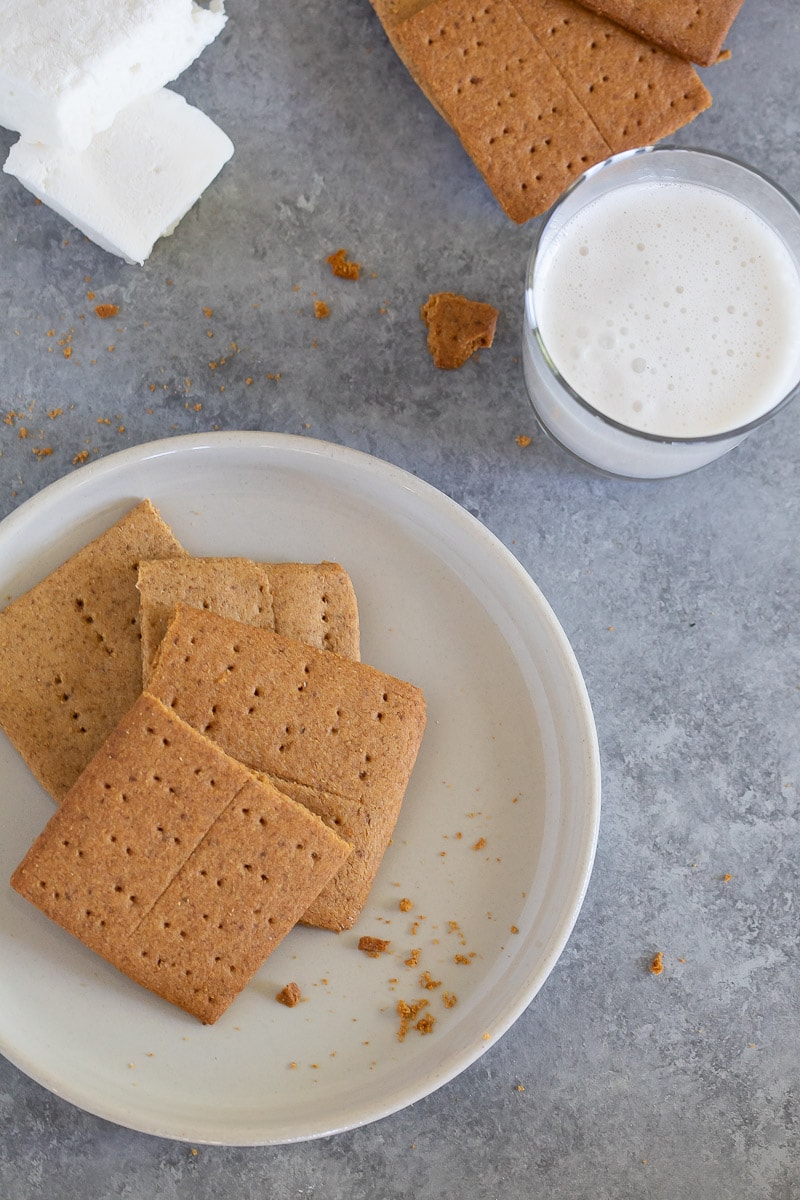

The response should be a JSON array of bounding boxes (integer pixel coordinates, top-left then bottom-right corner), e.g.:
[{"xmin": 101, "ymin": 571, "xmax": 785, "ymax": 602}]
[{"xmin": 533, "ymin": 181, "xmax": 800, "ymax": 438}]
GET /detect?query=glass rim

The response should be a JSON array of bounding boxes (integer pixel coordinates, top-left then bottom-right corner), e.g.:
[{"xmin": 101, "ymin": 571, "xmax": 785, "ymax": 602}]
[{"xmin": 524, "ymin": 144, "xmax": 800, "ymax": 447}]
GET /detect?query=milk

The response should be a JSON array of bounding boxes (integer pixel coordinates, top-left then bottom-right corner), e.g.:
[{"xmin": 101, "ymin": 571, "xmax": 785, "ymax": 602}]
[{"xmin": 523, "ymin": 148, "xmax": 800, "ymax": 478}]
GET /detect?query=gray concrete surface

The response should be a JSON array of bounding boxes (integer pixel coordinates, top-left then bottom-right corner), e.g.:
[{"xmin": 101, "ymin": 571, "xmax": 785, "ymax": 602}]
[{"xmin": 0, "ymin": 2, "xmax": 798, "ymax": 1197}]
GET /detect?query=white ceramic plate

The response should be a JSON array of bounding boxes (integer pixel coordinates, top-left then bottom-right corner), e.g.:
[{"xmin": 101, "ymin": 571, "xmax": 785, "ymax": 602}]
[{"xmin": 0, "ymin": 431, "xmax": 600, "ymax": 1146}]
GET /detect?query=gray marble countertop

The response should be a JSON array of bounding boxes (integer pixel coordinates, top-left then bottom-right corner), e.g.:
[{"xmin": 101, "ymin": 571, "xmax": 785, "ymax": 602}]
[{"xmin": 1, "ymin": 2, "xmax": 798, "ymax": 1197}]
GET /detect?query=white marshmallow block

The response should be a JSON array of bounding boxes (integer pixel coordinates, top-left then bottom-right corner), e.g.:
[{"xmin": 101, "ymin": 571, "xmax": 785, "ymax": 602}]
[
  {"xmin": 0, "ymin": 0, "xmax": 226, "ymax": 153},
  {"xmin": 4, "ymin": 88, "xmax": 234, "ymax": 265}
]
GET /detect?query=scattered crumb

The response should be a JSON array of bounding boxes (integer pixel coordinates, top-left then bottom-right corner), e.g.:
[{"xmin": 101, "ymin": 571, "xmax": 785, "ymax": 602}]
[
  {"xmin": 510, "ymin": 925, "xmax": 519, "ymax": 934},
  {"xmin": 190, "ymin": 1147, "xmax": 199, "ymax": 1158},
  {"xmin": 472, "ymin": 837, "xmax": 487, "ymax": 851},
  {"xmin": 203, "ymin": 307, "xmax": 213, "ymax": 319},
  {"xmin": 404, "ymin": 948, "xmax": 420, "ymax": 968},
  {"xmin": 326, "ymin": 248, "xmax": 360, "ymax": 280},
  {"xmin": 94, "ymin": 303, "xmax": 119, "ymax": 319},
  {"xmin": 649, "ymin": 951, "xmax": 664, "ymax": 976},
  {"xmin": 399, "ymin": 897, "xmax": 413, "ymax": 912},
  {"xmin": 421, "ymin": 291, "xmax": 498, "ymax": 369},
  {"xmin": 276, "ymin": 982, "xmax": 302, "ymax": 1007},
  {"xmin": 420, "ymin": 971, "xmax": 441, "ymax": 990},
  {"xmin": 515, "ymin": 434, "xmax": 532, "ymax": 447},
  {"xmin": 358, "ymin": 935, "xmax": 391, "ymax": 958},
  {"xmin": 442, "ymin": 991, "xmax": 457, "ymax": 1009},
  {"xmin": 314, "ymin": 300, "xmax": 330, "ymax": 319},
  {"xmin": 722, "ymin": 874, "xmax": 733, "ymax": 883},
  {"xmin": 396, "ymin": 998, "xmax": 429, "ymax": 1042},
  {"xmin": 32, "ymin": 446, "xmax": 52, "ymax": 460}
]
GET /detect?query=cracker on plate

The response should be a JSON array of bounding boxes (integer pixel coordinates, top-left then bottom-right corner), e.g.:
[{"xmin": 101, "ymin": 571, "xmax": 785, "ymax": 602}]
[
  {"xmin": 11, "ymin": 693, "xmax": 352, "ymax": 1024},
  {"xmin": 147, "ymin": 606, "xmax": 427, "ymax": 932},
  {"xmin": 0, "ymin": 499, "xmax": 186, "ymax": 803}
]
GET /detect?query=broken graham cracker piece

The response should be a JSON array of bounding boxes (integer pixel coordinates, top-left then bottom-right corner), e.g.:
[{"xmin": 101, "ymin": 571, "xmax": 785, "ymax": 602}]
[
  {"xmin": 262, "ymin": 561, "xmax": 361, "ymax": 661},
  {"xmin": 137, "ymin": 557, "xmax": 276, "ymax": 686},
  {"xmin": 511, "ymin": 0, "xmax": 711, "ymax": 152},
  {"xmin": 326, "ymin": 248, "xmax": 360, "ymax": 280},
  {"xmin": 374, "ymin": 0, "xmax": 710, "ymax": 222},
  {"xmin": 10, "ymin": 693, "xmax": 351, "ymax": 1025},
  {"xmin": 0, "ymin": 499, "xmax": 186, "ymax": 803},
  {"xmin": 421, "ymin": 292, "xmax": 499, "ymax": 369},
  {"xmin": 573, "ymin": 0, "xmax": 745, "ymax": 67},
  {"xmin": 147, "ymin": 606, "xmax": 427, "ymax": 932}
]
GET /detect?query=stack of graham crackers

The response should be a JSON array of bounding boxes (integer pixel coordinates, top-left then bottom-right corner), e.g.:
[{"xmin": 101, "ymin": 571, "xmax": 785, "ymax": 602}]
[
  {"xmin": 372, "ymin": 0, "xmax": 746, "ymax": 221},
  {"xmin": 1, "ymin": 500, "xmax": 426, "ymax": 1024}
]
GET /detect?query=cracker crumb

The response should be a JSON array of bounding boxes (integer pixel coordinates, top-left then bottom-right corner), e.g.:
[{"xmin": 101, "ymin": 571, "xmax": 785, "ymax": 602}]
[
  {"xmin": 399, "ymin": 897, "xmax": 413, "ymax": 912},
  {"xmin": 276, "ymin": 981, "xmax": 302, "ymax": 1007},
  {"xmin": 421, "ymin": 292, "xmax": 498, "ymax": 369},
  {"xmin": 420, "ymin": 970, "xmax": 441, "ymax": 990},
  {"xmin": 404, "ymin": 948, "xmax": 420, "ymax": 968},
  {"xmin": 94, "ymin": 303, "xmax": 119, "ymax": 319},
  {"xmin": 416, "ymin": 1014, "xmax": 436, "ymax": 1035},
  {"xmin": 396, "ymin": 998, "xmax": 429, "ymax": 1042},
  {"xmin": 649, "ymin": 951, "xmax": 664, "ymax": 976},
  {"xmin": 314, "ymin": 300, "xmax": 330, "ymax": 319},
  {"xmin": 326, "ymin": 248, "xmax": 360, "ymax": 280},
  {"xmin": 442, "ymin": 991, "xmax": 457, "ymax": 1009},
  {"xmin": 472, "ymin": 837, "xmax": 487, "ymax": 851},
  {"xmin": 358, "ymin": 935, "xmax": 391, "ymax": 958},
  {"xmin": 515, "ymin": 434, "xmax": 532, "ymax": 447},
  {"xmin": 722, "ymin": 873, "xmax": 733, "ymax": 882}
]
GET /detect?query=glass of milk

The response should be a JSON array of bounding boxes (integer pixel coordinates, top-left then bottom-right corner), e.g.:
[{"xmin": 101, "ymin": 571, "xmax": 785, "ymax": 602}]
[{"xmin": 522, "ymin": 146, "xmax": 800, "ymax": 479}]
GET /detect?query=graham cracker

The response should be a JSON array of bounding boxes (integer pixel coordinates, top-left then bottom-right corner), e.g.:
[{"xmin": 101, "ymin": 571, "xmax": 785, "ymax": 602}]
[
  {"xmin": 138, "ymin": 558, "xmax": 361, "ymax": 683},
  {"xmin": 511, "ymin": 0, "xmax": 711, "ymax": 151},
  {"xmin": 421, "ymin": 292, "xmax": 499, "ymax": 369},
  {"xmin": 262, "ymin": 561, "xmax": 361, "ymax": 661},
  {"xmin": 0, "ymin": 500, "xmax": 186, "ymax": 803},
  {"xmin": 386, "ymin": 0, "xmax": 611, "ymax": 222},
  {"xmin": 147, "ymin": 606, "xmax": 427, "ymax": 932},
  {"xmin": 373, "ymin": 0, "xmax": 710, "ymax": 222},
  {"xmin": 11, "ymin": 693, "xmax": 351, "ymax": 1024},
  {"xmin": 573, "ymin": 0, "xmax": 745, "ymax": 66}
]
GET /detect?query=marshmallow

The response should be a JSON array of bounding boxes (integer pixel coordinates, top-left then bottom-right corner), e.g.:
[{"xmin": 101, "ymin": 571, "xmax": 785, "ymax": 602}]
[
  {"xmin": 4, "ymin": 88, "xmax": 234, "ymax": 264},
  {"xmin": 0, "ymin": 0, "xmax": 226, "ymax": 153}
]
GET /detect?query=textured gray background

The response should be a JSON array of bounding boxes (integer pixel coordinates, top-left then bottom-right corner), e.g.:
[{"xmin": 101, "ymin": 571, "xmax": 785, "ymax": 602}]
[{"xmin": 1, "ymin": 1, "xmax": 798, "ymax": 1197}]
